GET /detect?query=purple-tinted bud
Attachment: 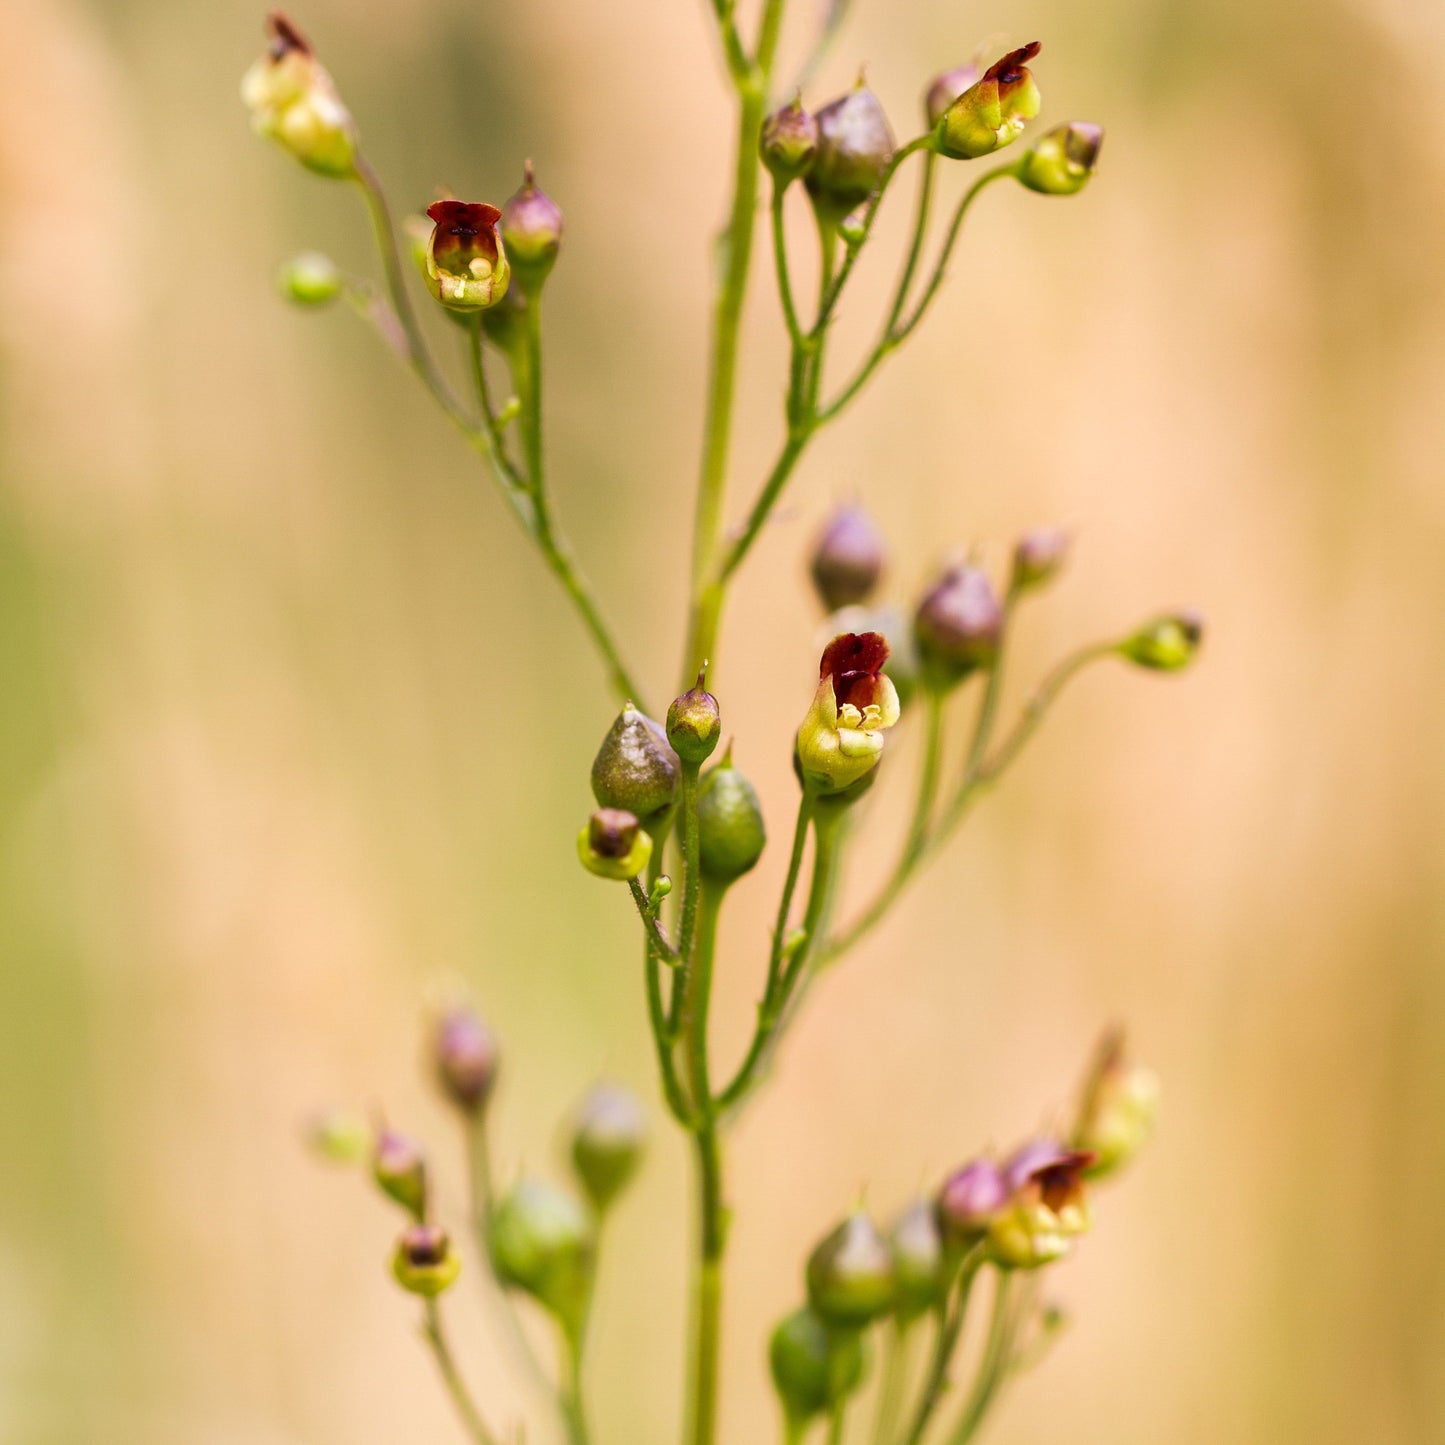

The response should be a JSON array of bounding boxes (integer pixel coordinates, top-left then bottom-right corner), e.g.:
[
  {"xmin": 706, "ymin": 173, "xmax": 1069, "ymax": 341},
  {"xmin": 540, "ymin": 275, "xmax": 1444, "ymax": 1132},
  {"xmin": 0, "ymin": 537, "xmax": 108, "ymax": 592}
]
[
  {"xmin": 666, "ymin": 670, "xmax": 722, "ymax": 764},
  {"xmin": 500, "ymin": 161, "xmax": 564, "ymax": 286},
  {"xmin": 1012, "ymin": 527, "xmax": 1071, "ymax": 591},
  {"xmin": 591, "ymin": 705, "xmax": 681, "ymax": 835},
  {"xmin": 373, "ymin": 1128, "xmax": 428, "ymax": 1219},
  {"xmin": 914, "ymin": 564, "xmax": 1004, "ymax": 685},
  {"xmin": 805, "ymin": 1210, "xmax": 896, "ymax": 1328},
  {"xmin": 989, "ymin": 1140, "xmax": 1097, "ymax": 1269},
  {"xmin": 806, "ymin": 83, "xmax": 896, "ymax": 221},
  {"xmin": 937, "ymin": 1157, "xmax": 1009, "ymax": 1242},
  {"xmin": 810, "ymin": 503, "xmax": 887, "ymax": 611},
  {"xmin": 924, "ymin": 63, "xmax": 981, "ymax": 127},
  {"xmin": 433, "ymin": 1008, "xmax": 499, "ymax": 1115},
  {"xmin": 761, "ymin": 98, "xmax": 820, "ymax": 183}
]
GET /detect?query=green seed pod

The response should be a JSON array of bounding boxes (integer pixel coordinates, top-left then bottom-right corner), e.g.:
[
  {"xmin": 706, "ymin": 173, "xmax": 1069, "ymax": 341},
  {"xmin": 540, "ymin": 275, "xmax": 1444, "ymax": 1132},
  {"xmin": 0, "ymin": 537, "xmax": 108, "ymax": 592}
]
[
  {"xmin": 488, "ymin": 1178, "xmax": 596, "ymax": 1337},
  {"xmin": 570, "ymin": 1083, "xmax": 648, "ymax": 1212},
  {"xmin": 1118, "ymin": 612, "xmax": 1204, "ymax": 671},
  {"xmin": 391, "ymin": 1224, "xmax": 461, "ymax": 1297},
  {"xmin": 769, "ymin": 1305, "xmax": 867, "ymax": 1426},
  {"xmin": 666, "ymin": 671, "xmax": 722, "ymax": 764},
  {"xmin": 889, "ymin": 1199, "xmax": 947, "ymax": 1323},
  {"xmin": 697, "ymin": 749, "xmax": 767, "ymax": 883},
  {"xmin": 591, "ymin": 705, "xmax": 681, "ymax": 836},
  {"xmin": 805, "ymin": 1210, "xmax": 896, "ymax": 1329},
  {"xmin": 1017, "ymin": 122, "xmax": 1104, "ymax": 197},
  {"xmin": 806, "ymin": 83, "xmax": 895, "ymax": 223},
  {"xmin": 372, "ymin": 1129, "xmax": 428, "ymax": 1219},
  {"xmin": 277, "ymin": 251, "xmax": 342, "ymax": 306},
  {"xmin": 761, "ymin": 98, "xmax": 820, "ymax": 183},
  {"xmin": 578, "ymin": 808, "xmax": 653, "ymax": 881}
]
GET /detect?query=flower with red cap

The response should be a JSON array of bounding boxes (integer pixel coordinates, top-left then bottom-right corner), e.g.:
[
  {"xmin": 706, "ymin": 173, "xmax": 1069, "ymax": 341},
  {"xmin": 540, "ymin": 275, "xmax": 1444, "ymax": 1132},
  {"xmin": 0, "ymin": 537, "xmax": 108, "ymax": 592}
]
[
  {"xmin": 988, "ymin": 1140, "xmax": 1096, "ymax": 1269},
  {"xmin": 424, "ymin": 200, "xmax": 511, "ymax": 312},
  {"xmin": 795, "ymin": 632, "xmax": 902, "ymax": 796},
  {"xmin": 937, "ymin": 43, "xmax": 1043, "ymax": 161},
  {"xmin": 241, "ymin": 12, "xmax": 356, "ymax": 177}
]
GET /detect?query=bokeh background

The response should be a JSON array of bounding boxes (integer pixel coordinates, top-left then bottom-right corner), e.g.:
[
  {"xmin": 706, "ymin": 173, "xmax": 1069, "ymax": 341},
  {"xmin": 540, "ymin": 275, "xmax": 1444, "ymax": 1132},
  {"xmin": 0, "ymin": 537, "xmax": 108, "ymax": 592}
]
[{"xmin": 4, "ymin": 0, "xmax": 1445, "ymax": 1441}]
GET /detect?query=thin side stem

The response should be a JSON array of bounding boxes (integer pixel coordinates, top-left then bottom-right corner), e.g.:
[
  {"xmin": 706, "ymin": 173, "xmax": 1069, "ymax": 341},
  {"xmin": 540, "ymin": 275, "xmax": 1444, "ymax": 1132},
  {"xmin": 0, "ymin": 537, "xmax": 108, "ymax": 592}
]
[
  {"xmin": 772, "ymin": 184, "xmax": 807, "ymax": 352},
  {"xmin": 421, "ymin": 1300, "xmax": 505, "ymax": 1445},
  {"xmin": 945, "ymin": 1273, "xmax": 1017, "ymax": 1445},
  {"xmin": 871, "ymin": 1320, "xmax": 915, "ymax": 1445},
  {"xmin": 629, "ymin": 876, "xmax": 680, "ymax": 963},
  {"xmin": 561, "ymin": 1330, "xmax": 594, "ymax": 1445},
  {"xmin": 898, "ymin": 1252, "xmax": 985, "ymax": 1445}
]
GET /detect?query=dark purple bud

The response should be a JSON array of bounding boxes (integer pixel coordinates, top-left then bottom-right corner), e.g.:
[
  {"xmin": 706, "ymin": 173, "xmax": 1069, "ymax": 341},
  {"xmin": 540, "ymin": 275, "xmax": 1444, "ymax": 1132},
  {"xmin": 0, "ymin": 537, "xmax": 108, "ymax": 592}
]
[
  {"xmin": 433, "ymin": 1008, "xmax": 499, "ymax": 1115},
  {"xmin": 914, "ymin": 564, "xmax": 1004, "ymax": 685},
  {"xmin": 936, "ymin": 1156, "xmax": 1008, "ymax": 1241},
  {"xmin": 810, "ymin": 502, "xmax": 887, "ymax": 611}
]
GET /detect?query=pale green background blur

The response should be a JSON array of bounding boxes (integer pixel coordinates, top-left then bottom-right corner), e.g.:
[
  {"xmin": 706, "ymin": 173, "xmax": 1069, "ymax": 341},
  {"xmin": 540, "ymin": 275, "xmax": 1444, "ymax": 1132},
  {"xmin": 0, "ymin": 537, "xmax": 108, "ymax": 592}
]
[{"xmin": 3, "ymin": 0, "xmax": 1444, "ymax": 1441}]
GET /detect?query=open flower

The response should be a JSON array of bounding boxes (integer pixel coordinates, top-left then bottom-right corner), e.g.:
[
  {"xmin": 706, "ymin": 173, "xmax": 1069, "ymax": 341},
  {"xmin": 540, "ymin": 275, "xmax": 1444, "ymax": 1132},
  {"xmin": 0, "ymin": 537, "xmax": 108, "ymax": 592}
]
[
  {"xmin": 937, "ymin": 43, "xmax": 1042, "ymax": 161},
  {"xmin": 988, "ymin": 1141, "xmax": 1096, "ymax": 1269},
  {"xmin": 424, "ymin": 200, "xmax": 511, "ymax": 312},
  {"xmin": 240, "ymin": 13, "xmax": 356, "ymax": 178},
  {"xmin": 795, "ymin": 632, "xmax": 901, "ymax": 796}
]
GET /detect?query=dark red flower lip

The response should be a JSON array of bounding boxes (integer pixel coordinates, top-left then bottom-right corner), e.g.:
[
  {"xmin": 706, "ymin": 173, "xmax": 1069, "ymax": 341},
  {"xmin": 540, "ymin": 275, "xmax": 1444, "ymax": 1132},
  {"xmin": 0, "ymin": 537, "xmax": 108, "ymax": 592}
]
[
  {"xmin": 266, "ymin": 11, "xmax": 312, "ymax": 58},
  {"xmin": 427, "ymin": 200, "xmax": 504, "ymax": 234},
  {"xmin": 984, "ymin": 41, "xmax": 1041, "ymax": 87},
  {"xmin": 820, "ymin": 631, "xmax": 892, "ymax": 712}
]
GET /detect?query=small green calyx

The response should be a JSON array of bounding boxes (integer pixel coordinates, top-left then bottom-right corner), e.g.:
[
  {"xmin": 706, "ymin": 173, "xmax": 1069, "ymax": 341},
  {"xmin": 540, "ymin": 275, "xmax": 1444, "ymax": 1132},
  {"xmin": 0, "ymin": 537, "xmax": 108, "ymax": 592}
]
[
  {"xmin": 769, "ymin": 1305, "xmax": 867, "ymax": 1426},
  {"xmin": 578, "ymin": 808, "xmax": 653, "ymax": 881},
  {"xmin": 591, "ymin": 705, "xmax": 681, "ymax": 834},
  {"xmin": 392, "ymin": 1224, "xmax": 461, "ymax": 1297},
  {"xmin": 1118, "ymin": 611, "xmax": 1204, "ymax": 671},
  {"xmin": 761, "ymin": 97, "xmax": 820, "ymax": 183},
  {"xmin": 488, "ymin": 1178, "xmax": 596, "ymax": 1337},
  {"xmin": 500, "ymin": 161, "xmax": 564, "ymax": 287},
  {"xmin": 277, "ymin": 250, "xmax": 343, "ymax": 306},
  {"xmin": 424, "ymin": 200, "xmax": 511, "ymax": 313},
  {"xmin": 697, "ymin": 748, "xmax": 767, "ymax": 883},
  {"xmin": 570, "ymin": 1083, "xmax": 648, "ymax": 1213},
  {"xmin": 937, "ymin": 42, "xmax": 1042, "ymax": 161},
  {"xmin": 241, "ymin": 13, "xmax": 356, "ymax": 178},
  {"xmin": 666, "ymin": 670, "xmax": 722, "ymax": 764},
  {"xmin": 1017, "ymin": 122, "xmax": 1104, "ymax": 196},
  {"xmin": 805, "ymin": 1210, "xmax": 897, "ymax": 1329}
]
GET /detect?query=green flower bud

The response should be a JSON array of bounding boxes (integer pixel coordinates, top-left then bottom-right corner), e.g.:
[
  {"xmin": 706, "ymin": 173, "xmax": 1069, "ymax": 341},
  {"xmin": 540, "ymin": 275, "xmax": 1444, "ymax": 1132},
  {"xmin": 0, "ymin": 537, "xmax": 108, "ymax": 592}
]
[
  {"xmin": 925, "ymin": 63, "xmax": 981, "ymax": 128},
  {"xmin": 277, "ymin": 251, "xmax": 343, "ymax": 306},
  {"xmin": 697, "ymin": 748, "xmax": 767, "ymax": 883},
  {"xmin": 889, "ymin": 1200, "xmax": 947, "ymax": 1323},
  {"xmin": 914, "ymin": 565, "xmax": 1003, "ymax": 687},
  {"xmin": 591, "ymin": 705, "xmax": 681, "ymax": 834},
  {"xmin": 1118, "ymin": 611, "xmax": 1203, "ymax": 671},
  {"xmin": 1017, "ymin": 122, "xmax": 1104, "ymax": 196},
  {"xmin": 796, "ymin": 633, "xmax": 901, "ymax": 797},
  {"xmin": 988, "ymin": 1143, "xmax": 1094, "ymax": 1271},
  {"xmin": 501, "ymin": 162, "xmax": 564, "ymax": 288},
  {"xmin": 432, "ymin": 1007, "xmax": 499, "ymax": 1116},
  {"xmin": 769, "ymin": 1305, "xmax": 867, "ymax": 1425},
  {"xmin": 373, "ymin": 1128, "xmax": 428, "ymax": 1219},
  {"xmin": 577, "ymin": 808, "xmax": 653, "ymax": 881},
  {"xmin": 937, "ymin": 43, "xmax": 1041, "ymax": 161},
  {"xmin": 761, "ymin": 98, "xmax": 820, "ymax": 183},
  {"xmin": 489, "ymin": 1178, "xmax": 595, "ymax": 1337},
  {"xmin": 666, "ymin": 671, "xmax": 722, "ymax": 764},
  {"xmin": 391, "ymin": 1223, "xmax": 461, "ymax": 1297},
  {"xmin": 570, "ymin": 1083, "xmax": 647, "ymax": 1212},
  {"xmin": 424, "ymin": 200, "xmax": 511, "ymax": 313},
  {"xmin": 241, "ymin": 14, "xmax": 356, "ymax": 178},
  {"xmin": 806, "ymin": 83, "xmax": 896, "ymax": 223},
  {"xmin": 837, "ymin": 205, "xmax": 868, "ymax": 250},
  {"xmin": 1011, "ymin": 527, "xmax": 1071, "ymax": 591},
  {"xmin": 805, "ymin": 1210, "xmax": 896, "ymax": 1329},
  {"xmin": 811, "ymin": 503, "xmax": 886, "ymax": 611},
  {"xmin": 1071, "ymin": 1028, "xmax": 1160, "ymax": 1179},
  {"xmin": 306, "ymin": 1108, "xmax": 370, "ymax": 1164}
]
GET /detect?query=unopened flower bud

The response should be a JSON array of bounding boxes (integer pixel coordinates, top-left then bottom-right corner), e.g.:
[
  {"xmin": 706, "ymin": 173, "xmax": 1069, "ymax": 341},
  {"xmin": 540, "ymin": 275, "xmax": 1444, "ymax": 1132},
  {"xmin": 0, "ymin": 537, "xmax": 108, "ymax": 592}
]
[
  {"xmin": 373, "ymin": 1128, "xmax": 428, "ymax": 1219},
  {"xmin": 806, "ymin": 83, "xmax": 896, "ymax": 222},
  {"xmin": 811, "ymin": 503, "xmax": 886, "ymax": 611},
  {"xmin": 570, "ymin": 1083, "xmax": 647, "ymax": 1212},
  {"xmin": 762, "ymin": 98, "xmax": 820, "ymax": 183},
  {"xmin": 988, "ymin": 1142, "xmax": 1095, "ymax": 1270},
  {"xmin": 925, "ymin": 63, "xmax": 981, "ymax": 127},
  {"xmin": 578, "ymin": 808, "xmax": 653, "ymax": 881},
  {"xmin": 278, "ymin": 251, "xmax": 343, "ymax": 306},
  {"xmin": 770, "ymin": 1306, "xmax": 867, "ymax": 1426},
  {"xmin": 889, "ymin": 1200, "xmax": 946, "ymax": 1323},
  {"xmin": 936, "ymin": 1156, "xmax": 1009, "ymax": 1243},
  {"xmin": 391, "ymin": 1223, "xmax": 461, "ymax": 1296},
  {"xmin": 1012, "ymin": 527, "xmax": 1071, "ymax": 591},
  {"xmin": 937, "ymin": 43, "xmax": 1041, "ymax": 161},
  {"xmin": 697, "ymin": 747, "xmax": 767, "ymax": 883},
  {"xmin": 424, "ymin": 200, "xmax": 511, "ymax": 313},
  {"xmin": 796, "ymin": 632, "xmax": 901, "ymax": 796},
  {"xmin": 806, "ymin": 1210, "xmax": 896, "ymax": 1329},
  {"xmin": 592, "ymin": 705, "xmax": 681, "ymax": 835},
  {"xmin": 837, "ymin": 206, "xmax": 868, "ymax": 250},
  {"xmin": 433, "ymin": 1008, "xmax": 499, "ymax": 1116},
  {"xmin": 488, "ymin": 1178, "xmax": 595, "ymax": 1336},
  {"xmin": 501, "ymin": 162, "xmax": 563, "ymax": 288},
  {"xmin": 1071, "ymin": 1028, "xmax": 1160, "ymax": 1178},
  {"xmin": 1118, "ymin": 611, "xmax": 1204, "ymax": 671},
  {"xmin": 666, "ymin": 671, "xmax": 722, "ymax": 764},
  {"xmin": 306, "ymin": 1108, "xmax": 369, "ymax": 1163},
  {"xmin": 914, "ymin": 565, "xmax": 1003, "ymax": 685},
  {"xmin": 1018, "ymin": 122, "xmax": 1104, "ymax": 196},
  {"xmin": 241, "ymin": 13, "xmax": 356, "ymax": 178}
]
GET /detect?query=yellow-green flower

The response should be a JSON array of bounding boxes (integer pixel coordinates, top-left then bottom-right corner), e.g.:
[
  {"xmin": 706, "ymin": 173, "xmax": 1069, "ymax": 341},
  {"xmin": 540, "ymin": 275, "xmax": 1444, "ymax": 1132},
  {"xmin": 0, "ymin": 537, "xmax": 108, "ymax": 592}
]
[
  {"xmin": 424, "ymin": 200, "xmax": 511, "ymax": 313},
  {"xmin": 937, "ymin": 43, "xmax": 1042, "ymax": 162},
  {"xmin": 795, "ymin": 632, "xmax": 901, "ymax": 796},
  {"xmin": 240, "ymin": 13, "xmax": 356, "ymax": 178}
]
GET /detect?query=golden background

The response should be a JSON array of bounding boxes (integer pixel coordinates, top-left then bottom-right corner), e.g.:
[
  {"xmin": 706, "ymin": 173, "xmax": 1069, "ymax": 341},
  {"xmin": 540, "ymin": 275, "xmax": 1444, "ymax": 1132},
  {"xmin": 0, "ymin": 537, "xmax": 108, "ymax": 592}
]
[{"xmin": 2, "ymin": 0, "xmax": 1443, "ymax": 1441}]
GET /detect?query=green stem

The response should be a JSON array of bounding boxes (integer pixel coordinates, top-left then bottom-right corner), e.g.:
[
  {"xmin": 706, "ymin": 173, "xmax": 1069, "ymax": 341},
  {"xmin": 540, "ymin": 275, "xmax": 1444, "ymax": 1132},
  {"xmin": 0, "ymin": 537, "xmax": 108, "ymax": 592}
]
[
  {"xmin": 629, "ymin": 875, "xmax": 679, "ymax": 963},
  {"xmin": 561, "ymin": 1330, "xmax": 594, "ymax": 1445},
  {"xmin": 421, "ymin": 1300, "xmax": 504, "ymax": 1445},
  {"xmin": 871, "ymin": 1320, "xmax": 914, "ymax": 1445},
  {"xmin": 467, "ymin": 315, "xmax": 525, "ymax": 490},
  {"xmin": 945, "ymin": 1273, "xmax": 1016, "ymax": 1445},
  {"xmin": 828, "ymin": 1399, "xmax": 849, "ymax": 1445},
  {"xmin": 898, "ymin": 1252, "xmax": 985, "ymax": 1445},
  {"xmin": 772, "ymin": 183, "xmax": 807, "ymax": 352}
]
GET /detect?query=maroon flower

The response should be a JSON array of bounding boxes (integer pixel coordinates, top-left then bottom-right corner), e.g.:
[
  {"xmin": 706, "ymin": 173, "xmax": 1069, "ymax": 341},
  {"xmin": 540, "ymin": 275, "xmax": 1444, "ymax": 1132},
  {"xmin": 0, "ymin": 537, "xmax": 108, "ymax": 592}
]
[{"xmin": 424, "ymin": 200, "xmax": 511, "ymax": 312}]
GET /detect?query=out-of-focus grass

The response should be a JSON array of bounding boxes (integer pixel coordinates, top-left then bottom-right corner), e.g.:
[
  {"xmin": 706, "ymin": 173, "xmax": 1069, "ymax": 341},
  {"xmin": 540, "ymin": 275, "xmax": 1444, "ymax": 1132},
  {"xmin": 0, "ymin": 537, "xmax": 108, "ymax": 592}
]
[{"xmin": 2, "ymin": 0, "xmax": 1445, "ymax": 1442}]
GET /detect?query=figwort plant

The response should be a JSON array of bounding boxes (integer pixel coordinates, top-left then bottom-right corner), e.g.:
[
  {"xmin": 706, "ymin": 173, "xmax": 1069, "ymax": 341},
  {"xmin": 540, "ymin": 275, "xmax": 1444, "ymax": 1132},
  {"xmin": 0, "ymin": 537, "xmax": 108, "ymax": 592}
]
[{"xmin": 251, "ymin": 9, "xmax": 1197, "ymax": 1443}]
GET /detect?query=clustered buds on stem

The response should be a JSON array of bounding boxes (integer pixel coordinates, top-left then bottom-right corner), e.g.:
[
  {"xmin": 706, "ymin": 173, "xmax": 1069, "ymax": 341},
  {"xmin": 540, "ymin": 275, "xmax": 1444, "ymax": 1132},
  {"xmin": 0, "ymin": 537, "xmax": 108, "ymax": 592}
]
[
  {"xmin": 914, "ymin": 563, "xmax": 1003, "ymax": 687},
  {"xmin": 806, "ymin": 81, "xmax": 896, "ymax": 224},
  {"xmin": 424, "ymin": 201, "xmax": 511, "ymax": 312},
  {"xmin": 795, "ymin": 632, "xmax": 902, "ymax": 796},
  {"xmin": 241, "ymin": 13, "xmax": 356, "ymax": 177},
  {"xmin": 936, "ymin": 43, "xmax": 1042, "ymax": 161},
  {"xmin": 1018, "ymin": 122, "xmax": 1105, "ymax": 195},
  {"xmin": 761, "ymin": 97, "xmax": 821, "ymax": 184},
  {"xmin": 1119, "ymin": 611, "xmax": 1205, "ymax": 670}
]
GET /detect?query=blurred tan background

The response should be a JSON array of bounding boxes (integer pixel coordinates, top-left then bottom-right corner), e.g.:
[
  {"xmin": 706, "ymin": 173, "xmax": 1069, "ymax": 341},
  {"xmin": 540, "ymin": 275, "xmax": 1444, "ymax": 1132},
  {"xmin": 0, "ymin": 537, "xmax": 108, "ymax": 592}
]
[{"xmin": 3, "ymin": 0, "xmax": 1444, "ymax": 1441}]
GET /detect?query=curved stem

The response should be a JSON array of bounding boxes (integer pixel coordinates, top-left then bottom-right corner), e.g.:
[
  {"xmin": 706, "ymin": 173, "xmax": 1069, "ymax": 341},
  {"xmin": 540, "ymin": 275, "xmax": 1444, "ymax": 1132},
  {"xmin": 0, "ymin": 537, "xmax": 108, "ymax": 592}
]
[
  {"xmin": 421, "ymin": 1299, "xmax": 505, "ymax": 1445},
  {"xmin": 945, "ymin": 1273, "xmax": 1017, "ymax": 1445},
  {"xmin": 898, "ymin": 1252, "xmax": 985, "ymax": 1445},
  {"xmin": 629, "ymin": 875, "xmax": 680, "ymax": 963},
  {"xmin": 772, "ymin": 183, "xmax": 807, "ymax": 352}
]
